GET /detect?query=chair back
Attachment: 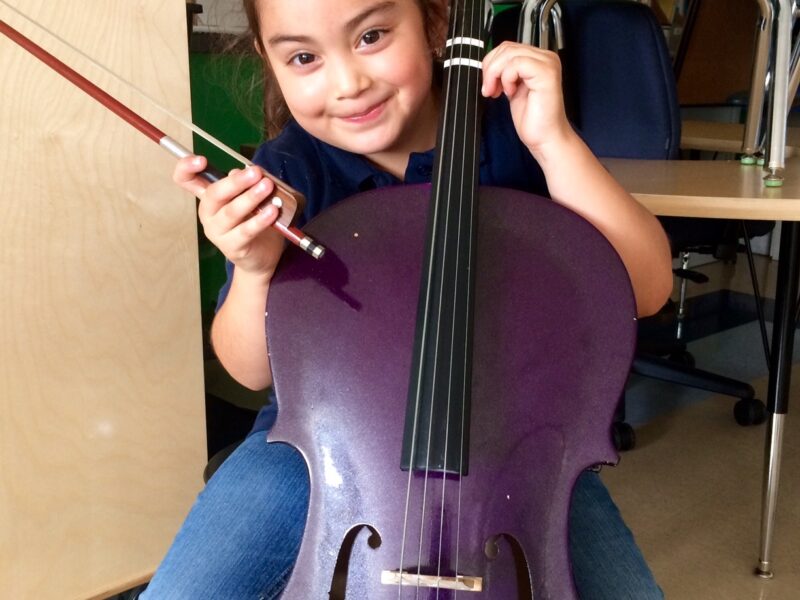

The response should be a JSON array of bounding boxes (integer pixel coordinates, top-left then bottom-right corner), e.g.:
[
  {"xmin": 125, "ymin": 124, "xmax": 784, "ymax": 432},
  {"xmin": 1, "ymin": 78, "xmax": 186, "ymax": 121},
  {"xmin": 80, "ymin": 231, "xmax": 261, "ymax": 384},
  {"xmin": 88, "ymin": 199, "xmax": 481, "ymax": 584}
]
[{"xmin": 558, "ymin": 0, "xmax": 681, "ymax": 159}]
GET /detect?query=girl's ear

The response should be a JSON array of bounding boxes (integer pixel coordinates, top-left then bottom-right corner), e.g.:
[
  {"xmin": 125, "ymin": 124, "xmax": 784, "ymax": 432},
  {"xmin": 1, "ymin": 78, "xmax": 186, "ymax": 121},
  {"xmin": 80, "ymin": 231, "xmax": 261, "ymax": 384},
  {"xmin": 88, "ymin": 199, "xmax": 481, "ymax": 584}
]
[{"xmin": 253, "ymin": 37, "xmax": 264, "ymax": 58}]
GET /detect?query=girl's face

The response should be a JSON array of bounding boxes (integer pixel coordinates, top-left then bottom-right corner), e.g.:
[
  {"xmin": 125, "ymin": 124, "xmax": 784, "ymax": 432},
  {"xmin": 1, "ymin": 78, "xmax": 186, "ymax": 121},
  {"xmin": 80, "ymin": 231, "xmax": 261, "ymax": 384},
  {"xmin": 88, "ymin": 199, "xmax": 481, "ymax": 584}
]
[{"xmin": 257, "ymin": 0, "xmax": 440, "ymax": 168}]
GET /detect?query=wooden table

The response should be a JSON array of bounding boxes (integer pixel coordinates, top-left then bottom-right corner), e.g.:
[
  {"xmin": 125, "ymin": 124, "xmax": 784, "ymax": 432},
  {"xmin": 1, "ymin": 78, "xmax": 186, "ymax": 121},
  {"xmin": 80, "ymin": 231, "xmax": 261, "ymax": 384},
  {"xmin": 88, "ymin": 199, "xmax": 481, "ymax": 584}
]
[
  {"xmin": 681, "ymin": 120, "xmax": 800, "ymax": 158},
  {"xmin": 603, "ymin": 157, "xmax": 800, "ymax": 218},
  {"xmin": 604, "ymin": 157, "xmax": 800, "ymax": 579}
]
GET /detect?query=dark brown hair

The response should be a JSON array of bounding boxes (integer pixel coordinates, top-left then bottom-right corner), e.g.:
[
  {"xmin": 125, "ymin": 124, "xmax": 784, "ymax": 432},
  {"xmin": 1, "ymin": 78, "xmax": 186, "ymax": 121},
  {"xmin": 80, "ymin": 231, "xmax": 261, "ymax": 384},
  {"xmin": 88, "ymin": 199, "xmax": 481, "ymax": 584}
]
[{"xmin": 242, "ymin": 0, "xmax": 447, "ymax": 138}]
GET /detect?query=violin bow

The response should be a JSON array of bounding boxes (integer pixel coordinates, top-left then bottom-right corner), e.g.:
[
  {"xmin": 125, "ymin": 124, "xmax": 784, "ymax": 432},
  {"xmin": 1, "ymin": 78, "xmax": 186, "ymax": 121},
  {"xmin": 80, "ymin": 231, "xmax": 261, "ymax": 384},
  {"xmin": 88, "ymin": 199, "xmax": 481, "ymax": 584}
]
[{"xmin": 0, "ymin": 3, "xmax": 325, "ymax": 259}]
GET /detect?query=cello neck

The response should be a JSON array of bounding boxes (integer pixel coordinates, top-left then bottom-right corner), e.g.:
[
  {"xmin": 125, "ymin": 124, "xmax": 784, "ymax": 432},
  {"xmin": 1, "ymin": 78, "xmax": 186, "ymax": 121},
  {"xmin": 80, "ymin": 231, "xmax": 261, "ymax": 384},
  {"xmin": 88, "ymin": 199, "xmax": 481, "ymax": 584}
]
[{"xmin": 432, "ymin": 0, "xmax": 487, "ymax": 197}]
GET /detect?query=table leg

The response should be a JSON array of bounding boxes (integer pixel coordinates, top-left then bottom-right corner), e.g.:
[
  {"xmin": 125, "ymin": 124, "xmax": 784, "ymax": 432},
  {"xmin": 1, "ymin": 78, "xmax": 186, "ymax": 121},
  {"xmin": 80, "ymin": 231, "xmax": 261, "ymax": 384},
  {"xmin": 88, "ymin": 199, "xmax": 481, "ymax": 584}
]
[
  {"xmin": 757, "ymin": 220, "xmax": 800, "ymax": 577},
  {"xmin": 764, "ymin": 0, "xmax": 792, "ymax": 185}
]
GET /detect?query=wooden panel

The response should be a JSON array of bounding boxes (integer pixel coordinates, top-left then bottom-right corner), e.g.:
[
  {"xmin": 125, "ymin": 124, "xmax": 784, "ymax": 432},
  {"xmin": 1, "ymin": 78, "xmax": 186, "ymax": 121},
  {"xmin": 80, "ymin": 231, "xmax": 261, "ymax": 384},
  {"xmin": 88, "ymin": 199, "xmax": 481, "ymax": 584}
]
[
  {"xmin": 676, "ymin": 0, "xmax": 760, "ymax": 106},
  {"xmin": 0, "ymin": 1, "xmax": 207, "ymax": 598}
]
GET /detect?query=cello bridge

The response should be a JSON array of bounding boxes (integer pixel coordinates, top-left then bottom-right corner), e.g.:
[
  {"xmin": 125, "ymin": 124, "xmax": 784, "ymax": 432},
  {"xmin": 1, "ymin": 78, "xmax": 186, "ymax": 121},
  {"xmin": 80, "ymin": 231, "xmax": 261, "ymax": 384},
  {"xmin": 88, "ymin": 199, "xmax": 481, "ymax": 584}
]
[{"xmin": 380, "ymin": 570, "xmax": 483, "ymax": 592}]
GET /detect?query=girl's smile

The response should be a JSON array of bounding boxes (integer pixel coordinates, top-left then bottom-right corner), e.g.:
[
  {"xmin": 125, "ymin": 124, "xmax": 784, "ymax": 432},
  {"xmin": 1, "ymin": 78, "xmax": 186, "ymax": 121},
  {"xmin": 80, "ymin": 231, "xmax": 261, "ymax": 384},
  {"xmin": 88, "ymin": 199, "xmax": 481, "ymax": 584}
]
[
  {"xmin": 338, "ymin": 98, "xmax": 388, "ymax": 123},
  {"xmin": 258, "ymin": 0, "xmax": 441, "ymax": 177}
]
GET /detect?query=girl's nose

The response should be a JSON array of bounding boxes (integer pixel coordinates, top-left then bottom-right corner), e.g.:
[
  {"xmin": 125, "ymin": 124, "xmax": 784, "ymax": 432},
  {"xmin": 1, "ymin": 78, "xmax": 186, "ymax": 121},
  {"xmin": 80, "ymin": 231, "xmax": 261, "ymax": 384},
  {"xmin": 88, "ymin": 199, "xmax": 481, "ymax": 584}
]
[{"xmin": 330, "ymin": 58, "xmax": 370, "ymax": 100}]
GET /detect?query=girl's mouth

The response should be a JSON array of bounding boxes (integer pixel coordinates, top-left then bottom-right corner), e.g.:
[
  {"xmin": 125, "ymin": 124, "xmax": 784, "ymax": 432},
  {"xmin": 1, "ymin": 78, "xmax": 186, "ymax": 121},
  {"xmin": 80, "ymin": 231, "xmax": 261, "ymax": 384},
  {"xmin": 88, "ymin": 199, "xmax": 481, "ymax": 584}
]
[{"xmin": 340, "ymin": 100, "xmax": 387, "ymax": 123}]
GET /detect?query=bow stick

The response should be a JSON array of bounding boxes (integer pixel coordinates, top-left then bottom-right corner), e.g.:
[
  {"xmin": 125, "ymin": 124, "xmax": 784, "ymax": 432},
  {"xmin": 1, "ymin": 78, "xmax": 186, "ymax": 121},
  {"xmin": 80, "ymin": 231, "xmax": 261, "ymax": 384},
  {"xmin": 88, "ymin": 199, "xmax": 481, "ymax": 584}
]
[{"xmin": 0, "ymin": 11, "xmax": 325, "ymax": 259}]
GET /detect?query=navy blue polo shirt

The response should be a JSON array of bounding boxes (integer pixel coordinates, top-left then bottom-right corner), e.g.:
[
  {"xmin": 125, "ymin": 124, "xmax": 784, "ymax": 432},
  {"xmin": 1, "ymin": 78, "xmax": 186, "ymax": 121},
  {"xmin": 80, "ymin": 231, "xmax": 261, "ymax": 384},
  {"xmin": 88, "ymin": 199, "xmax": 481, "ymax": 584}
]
[{"xmin": 217, "ymin": 96, "xmax": 549, "ymax": 434}]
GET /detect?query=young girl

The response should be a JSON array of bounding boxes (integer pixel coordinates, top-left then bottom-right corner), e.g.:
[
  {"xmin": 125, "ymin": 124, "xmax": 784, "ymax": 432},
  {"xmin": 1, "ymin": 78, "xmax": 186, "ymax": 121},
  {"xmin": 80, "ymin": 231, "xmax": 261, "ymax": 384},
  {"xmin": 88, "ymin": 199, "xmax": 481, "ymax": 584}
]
[{"xmin": 142, "ymin": 0, "xmax": 673, "ymax": 597}]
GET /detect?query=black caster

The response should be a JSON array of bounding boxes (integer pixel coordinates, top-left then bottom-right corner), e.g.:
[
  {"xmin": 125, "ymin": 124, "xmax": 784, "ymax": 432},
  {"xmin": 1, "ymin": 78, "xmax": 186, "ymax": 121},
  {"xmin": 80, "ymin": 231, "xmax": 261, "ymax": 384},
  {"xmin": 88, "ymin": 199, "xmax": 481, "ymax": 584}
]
[
  {"xmin": 734, "ymin": 398, "xmax": 767, "ymax": 426},
  {"xmin": 612, "ymin": 421, "xmax": 636, "ymax": 451}
]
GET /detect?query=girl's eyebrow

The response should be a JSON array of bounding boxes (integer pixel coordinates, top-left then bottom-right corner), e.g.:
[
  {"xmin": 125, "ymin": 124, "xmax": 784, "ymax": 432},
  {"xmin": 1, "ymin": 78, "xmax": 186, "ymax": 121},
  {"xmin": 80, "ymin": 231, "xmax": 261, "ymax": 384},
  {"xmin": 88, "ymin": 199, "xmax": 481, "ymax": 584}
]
[
  {"xmin": 344, "ymin": 1, "xmax": 397, "ymax": 32},
  {"xmin": 267, "ymin": 1, "xmax": 397, "ymax": 47}
]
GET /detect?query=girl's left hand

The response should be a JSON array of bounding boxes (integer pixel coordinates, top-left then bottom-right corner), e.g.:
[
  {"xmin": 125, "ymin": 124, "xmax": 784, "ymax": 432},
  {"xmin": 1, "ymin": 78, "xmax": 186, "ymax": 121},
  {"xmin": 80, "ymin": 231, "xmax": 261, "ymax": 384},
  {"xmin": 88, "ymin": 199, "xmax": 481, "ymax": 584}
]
[{"xmin": 481, "ymin": 42, "xmax": 572, "ymax": 157}]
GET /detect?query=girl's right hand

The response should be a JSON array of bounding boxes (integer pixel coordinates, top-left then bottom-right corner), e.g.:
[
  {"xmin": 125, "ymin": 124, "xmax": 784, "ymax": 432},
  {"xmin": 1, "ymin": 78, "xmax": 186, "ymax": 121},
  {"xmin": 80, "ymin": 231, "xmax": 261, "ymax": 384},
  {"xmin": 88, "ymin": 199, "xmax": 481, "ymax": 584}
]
[{"xmin": 174, "ymin": 155, "xmax": 286, "ymax": 279}]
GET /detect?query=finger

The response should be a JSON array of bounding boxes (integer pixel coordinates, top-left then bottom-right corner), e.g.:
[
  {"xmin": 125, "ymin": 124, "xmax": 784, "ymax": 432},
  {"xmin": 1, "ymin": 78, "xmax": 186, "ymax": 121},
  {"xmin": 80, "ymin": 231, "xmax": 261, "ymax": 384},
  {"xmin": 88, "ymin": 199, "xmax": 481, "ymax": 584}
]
[
  {"xmin": 500, "ymin": 58, "xmax": 530, "ymax": 98},
  {"xmin": 173, "ymin": 155, "xmax": 207, "ymax": 182},
  {"xmin": 173, "ymin": 155, "xmax": 212, "ymax": 197},
  {"xmin": 485, "ymin": 56, "xmax": 529, "ymax": 99},
  {"xmin": 482, "ymin": 42, "xmax": 537, "ymax": 97},
  {"xmin": 221, "ymin": 202, "xmax": 282, "ymax": 253},
  {"xmin": 199, "ymin": 175, "xmax": 277, "ymax": 240},
  {"xmin": 482, "ymin": 40, "xmax": 516, "ymax": 65},
  {"xmin": 199, "ymin": 166, "xmax": 266, "ymax": 217},
  {"xmin": 481, "ymin": 42, "xmax": 513, "ymax": 97},
  {"xmin": 495, "ymin": 52, "xmax": 560, "ymax": 100},
  {"xmin": 219, "ymin": 175, "xmax": 277, "ymax": 227},
  {"xmin": 483, "ymin": 43, "xmax": 554, "ymax": 85}
]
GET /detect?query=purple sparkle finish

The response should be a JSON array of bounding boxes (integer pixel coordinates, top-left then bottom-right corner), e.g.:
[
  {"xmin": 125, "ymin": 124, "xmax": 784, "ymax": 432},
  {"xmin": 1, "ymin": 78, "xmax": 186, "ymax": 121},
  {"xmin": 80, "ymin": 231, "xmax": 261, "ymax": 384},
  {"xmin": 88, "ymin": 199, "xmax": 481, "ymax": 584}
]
[{"xmin": 267, "ymin": 185, "xmax": 636, "ymax": 598}]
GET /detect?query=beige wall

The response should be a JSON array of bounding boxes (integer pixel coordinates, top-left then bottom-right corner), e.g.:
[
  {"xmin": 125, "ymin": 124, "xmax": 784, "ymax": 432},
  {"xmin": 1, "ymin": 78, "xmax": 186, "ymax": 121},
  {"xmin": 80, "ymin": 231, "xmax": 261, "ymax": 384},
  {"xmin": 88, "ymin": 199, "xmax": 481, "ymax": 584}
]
[
  {"xmin": 194, "ymin": 0, "xmax": 249, "ymax": 33},
  {"xmin": 0, "ymin": 1, "xmax": 207, "ymax": 597}
]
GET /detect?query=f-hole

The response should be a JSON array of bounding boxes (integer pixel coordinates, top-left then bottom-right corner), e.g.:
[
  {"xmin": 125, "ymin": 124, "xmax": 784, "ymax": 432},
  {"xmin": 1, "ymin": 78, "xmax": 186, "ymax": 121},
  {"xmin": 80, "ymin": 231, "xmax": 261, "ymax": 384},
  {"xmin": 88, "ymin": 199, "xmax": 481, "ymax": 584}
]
[
  {"xmin": 484, "ymin": 533, "xmax": 534, "ymax": 600},
  {"xmin": 329, "ymin": 524, "xmax": 382, "ymax": 599}
]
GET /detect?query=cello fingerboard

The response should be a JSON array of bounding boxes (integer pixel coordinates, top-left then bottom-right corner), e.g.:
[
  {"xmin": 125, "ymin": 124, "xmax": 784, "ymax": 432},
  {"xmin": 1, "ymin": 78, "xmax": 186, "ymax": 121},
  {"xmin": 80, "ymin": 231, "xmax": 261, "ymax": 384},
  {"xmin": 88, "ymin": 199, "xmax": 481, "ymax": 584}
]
[{"xmin": 401, "ymin": 0, "xmax": 488, "ymax": 475}]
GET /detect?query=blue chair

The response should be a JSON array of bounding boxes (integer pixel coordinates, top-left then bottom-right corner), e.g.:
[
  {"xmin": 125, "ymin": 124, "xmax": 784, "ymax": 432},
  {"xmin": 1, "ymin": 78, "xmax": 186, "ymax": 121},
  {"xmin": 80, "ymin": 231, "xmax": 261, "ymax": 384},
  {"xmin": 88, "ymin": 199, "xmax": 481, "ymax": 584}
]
[{"xmin": 554, "ymin": 0, "xmax": 770, "ymax": 448}]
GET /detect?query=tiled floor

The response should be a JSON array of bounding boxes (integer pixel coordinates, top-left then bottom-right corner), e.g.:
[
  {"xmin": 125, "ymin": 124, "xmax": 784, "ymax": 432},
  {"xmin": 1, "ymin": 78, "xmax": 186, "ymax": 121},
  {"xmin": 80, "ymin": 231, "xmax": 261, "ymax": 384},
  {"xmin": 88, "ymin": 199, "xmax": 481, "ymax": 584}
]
[{"xmin": 604, "ymin": 255, "xmax": 800, "ymax": 599}]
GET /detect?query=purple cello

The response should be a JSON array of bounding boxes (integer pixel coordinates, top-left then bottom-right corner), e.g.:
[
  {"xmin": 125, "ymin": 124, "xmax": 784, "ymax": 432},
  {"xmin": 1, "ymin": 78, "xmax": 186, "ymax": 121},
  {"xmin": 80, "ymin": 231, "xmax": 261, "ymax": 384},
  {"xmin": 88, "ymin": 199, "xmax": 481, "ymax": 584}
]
[{"xmin": 267, "ymin": 1, "xmax": 636, "ymax": 597}]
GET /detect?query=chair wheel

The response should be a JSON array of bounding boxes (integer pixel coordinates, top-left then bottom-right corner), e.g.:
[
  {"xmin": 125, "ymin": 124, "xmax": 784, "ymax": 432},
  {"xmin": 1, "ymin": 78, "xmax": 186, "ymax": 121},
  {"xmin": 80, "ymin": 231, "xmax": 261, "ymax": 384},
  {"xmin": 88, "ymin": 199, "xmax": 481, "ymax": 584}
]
[
  {"xmin": 734, "ymin": 398, "xmax": 767, "ymax": 426},
  {"xmin": 612, "ymin": 421, "xmax": 636, "ymax": 451},
  {"xmin": 668, "ymin": 349, "xmax": 695, "ymax": 367}
]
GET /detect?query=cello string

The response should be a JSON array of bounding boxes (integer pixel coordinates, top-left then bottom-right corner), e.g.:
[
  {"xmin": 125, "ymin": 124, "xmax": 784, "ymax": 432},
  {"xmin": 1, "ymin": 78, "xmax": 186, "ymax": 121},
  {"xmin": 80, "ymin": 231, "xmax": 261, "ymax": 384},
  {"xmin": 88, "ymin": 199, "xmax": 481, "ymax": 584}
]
[
  {"xmin": 411, "ymin": 0, "xmax": 472, "ymax": 589},
  {"xmin": 453, "ymin": 2, "xmax": 484, "ymax": 588},
  {"xmin": 453, "ymin": 2, "xmax": 483, "ymax": 589},
  {"xmin": 435, "ymin": 0, "xmax": 473, "ymax": 587},
  {"xmin": 416, "ymin": 0, "xmax": 461, "ymax": 581},
  {"xmin": 433, "ymin": 0, "xmax": 481, "ymax": 591},
  {"xmin": 0, "ymin": 0, "xmax": 254, "ymax": 168},
  {"xmin": 444, "ymin": 2, "xmax": 475, "ymax": 584},
  {"xmin": 398, "ymin": 0, "xmax": 484, "ymax": 590},
  {"xmin": 396, "ymin": 0, "xmax": 462, "ymax": 590}
]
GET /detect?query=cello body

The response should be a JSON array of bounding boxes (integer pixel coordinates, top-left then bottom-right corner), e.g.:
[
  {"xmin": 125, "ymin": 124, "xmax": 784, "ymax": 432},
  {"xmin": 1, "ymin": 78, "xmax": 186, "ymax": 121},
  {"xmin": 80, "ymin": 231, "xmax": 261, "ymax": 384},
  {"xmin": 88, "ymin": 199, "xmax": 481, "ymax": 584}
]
[{"xmin": 267, "ymin": 184, "xmax": 636, "ymax": 598}]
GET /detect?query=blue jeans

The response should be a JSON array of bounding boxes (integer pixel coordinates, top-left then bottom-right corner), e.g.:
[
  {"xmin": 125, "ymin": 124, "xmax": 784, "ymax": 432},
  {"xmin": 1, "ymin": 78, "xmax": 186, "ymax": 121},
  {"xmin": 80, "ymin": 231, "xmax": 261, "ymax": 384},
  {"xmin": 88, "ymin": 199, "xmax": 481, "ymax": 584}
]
[{"xmin": 143, "ymin": 433, "xmax": 662, "ymax": 600}]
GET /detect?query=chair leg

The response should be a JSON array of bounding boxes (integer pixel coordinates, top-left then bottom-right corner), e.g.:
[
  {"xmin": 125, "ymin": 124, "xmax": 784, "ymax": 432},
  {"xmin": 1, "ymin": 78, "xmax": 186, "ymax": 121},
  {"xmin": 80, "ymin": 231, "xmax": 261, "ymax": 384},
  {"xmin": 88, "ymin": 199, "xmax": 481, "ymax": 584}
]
[
  {"xmin": 633, "ymin": 353, "xmax": 755, "ymax": 399},
  {"xmin": 632, "ymin": 353, "xmax": 767, "ymax": 426},
  {"xmin": 675, "ymin": 251, "xmax": 690, "ymax": 342},
  {"xmin": 662, "ymin": 252, "xmax": 698, "ymax": 366}
]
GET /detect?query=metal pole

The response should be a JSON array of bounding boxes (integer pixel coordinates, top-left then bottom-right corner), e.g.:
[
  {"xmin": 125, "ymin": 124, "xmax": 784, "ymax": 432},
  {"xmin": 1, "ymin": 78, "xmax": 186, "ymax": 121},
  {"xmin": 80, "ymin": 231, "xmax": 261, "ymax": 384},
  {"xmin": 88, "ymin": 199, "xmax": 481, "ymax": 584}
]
[{"xmin": 756, "ymin": 221, "xmax": 800, "ymax": 577}]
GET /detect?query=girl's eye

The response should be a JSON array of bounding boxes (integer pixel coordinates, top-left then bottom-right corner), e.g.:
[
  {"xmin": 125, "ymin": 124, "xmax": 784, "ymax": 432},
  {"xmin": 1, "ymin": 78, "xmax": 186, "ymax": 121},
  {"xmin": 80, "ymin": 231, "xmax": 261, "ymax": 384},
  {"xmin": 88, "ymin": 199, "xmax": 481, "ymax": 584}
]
[
  {"xmin": 290, "ymin": 52, "xmax": 316, "ymax": 67},
  {"xmin": 359, "ymin": 29, "xmax": 385, "ymax": 47}
]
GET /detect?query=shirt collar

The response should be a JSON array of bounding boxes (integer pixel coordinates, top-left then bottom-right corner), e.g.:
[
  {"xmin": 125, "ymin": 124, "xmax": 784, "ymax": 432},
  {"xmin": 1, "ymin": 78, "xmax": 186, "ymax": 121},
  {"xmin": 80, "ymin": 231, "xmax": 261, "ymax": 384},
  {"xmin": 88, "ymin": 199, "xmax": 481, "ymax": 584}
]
[
  {"xmin": 316, "ymin": 137, "xmax": 388, "ymax": 188},
  {"xmin": 313, "ymin": 126, "xmax": 488, "ymax": 188}
]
